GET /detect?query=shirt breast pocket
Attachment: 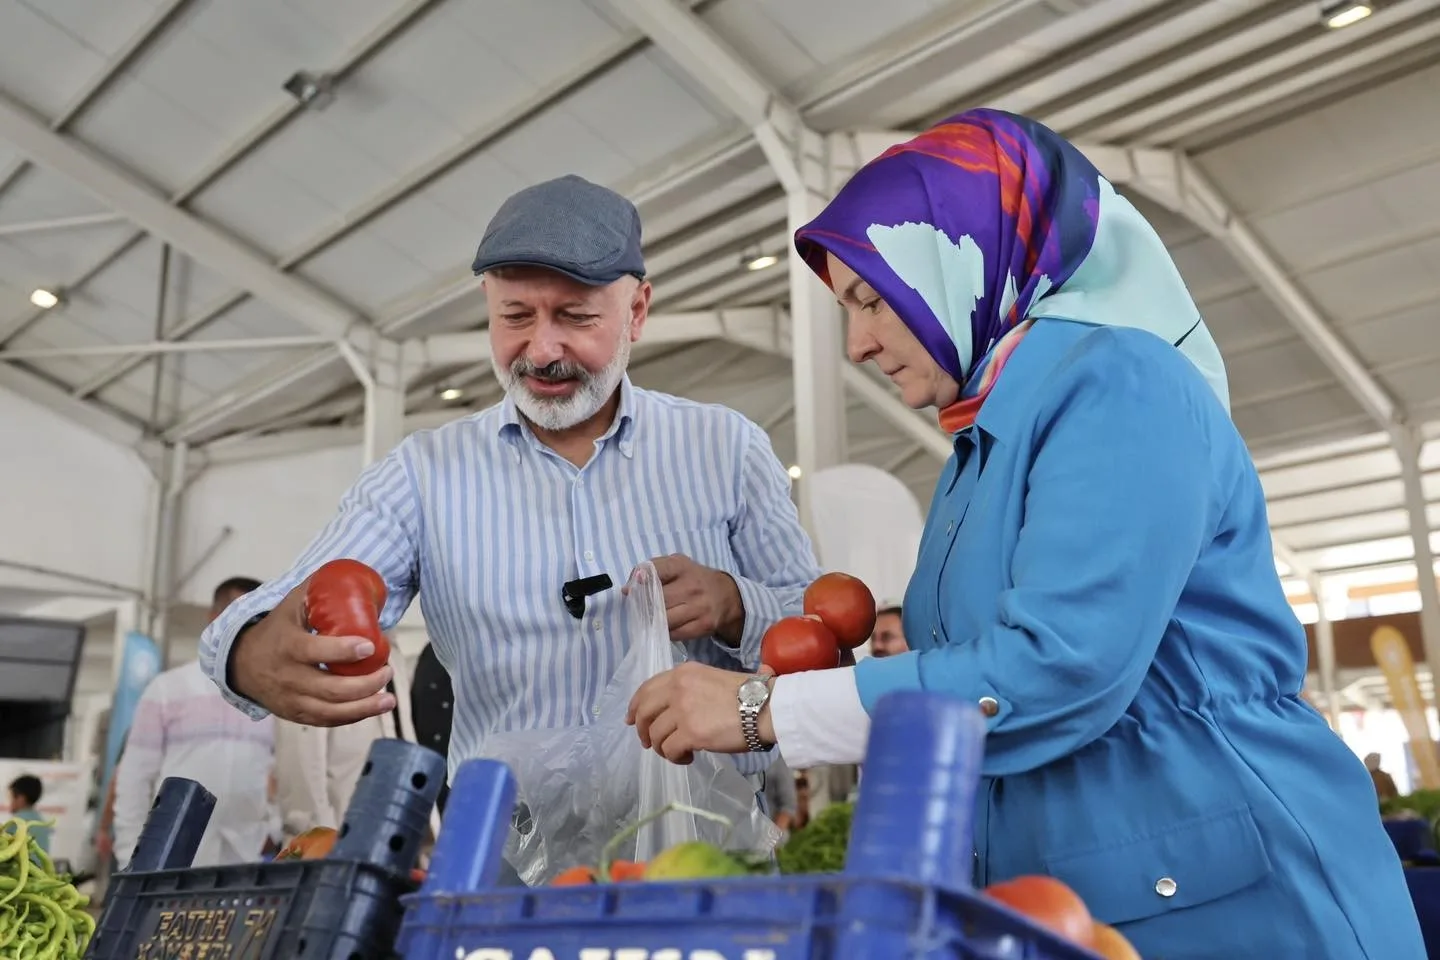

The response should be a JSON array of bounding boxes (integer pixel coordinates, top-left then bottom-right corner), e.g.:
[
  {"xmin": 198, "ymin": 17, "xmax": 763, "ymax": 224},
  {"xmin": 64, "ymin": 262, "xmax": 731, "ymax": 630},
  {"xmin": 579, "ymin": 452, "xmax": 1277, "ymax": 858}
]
[{"xmin": 641, "ymin": 525, "xmax": 736, "ymax": 575}]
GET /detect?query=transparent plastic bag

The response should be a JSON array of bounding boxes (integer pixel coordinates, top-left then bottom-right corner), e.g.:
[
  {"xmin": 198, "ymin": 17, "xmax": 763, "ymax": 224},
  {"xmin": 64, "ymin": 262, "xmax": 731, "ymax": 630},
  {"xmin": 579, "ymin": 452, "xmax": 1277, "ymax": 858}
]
[{"xmin": 474, "ymin": 561, "xmax": 781, "ymax": 885}]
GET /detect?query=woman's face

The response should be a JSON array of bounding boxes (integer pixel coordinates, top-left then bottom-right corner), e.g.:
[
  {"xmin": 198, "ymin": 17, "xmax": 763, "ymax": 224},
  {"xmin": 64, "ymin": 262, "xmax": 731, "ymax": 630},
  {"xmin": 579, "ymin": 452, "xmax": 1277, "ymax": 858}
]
[{"xmin": 827, "ymin": 251, "xmax": 961, "ymax": 410}]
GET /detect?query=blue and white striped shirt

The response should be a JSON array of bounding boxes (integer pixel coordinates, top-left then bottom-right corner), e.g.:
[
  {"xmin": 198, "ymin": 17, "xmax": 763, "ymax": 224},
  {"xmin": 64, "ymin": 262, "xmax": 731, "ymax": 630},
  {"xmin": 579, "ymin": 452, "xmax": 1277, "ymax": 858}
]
[{"xmin": 199, "ymin": 376, "xmax": 821, "ymax": 778}]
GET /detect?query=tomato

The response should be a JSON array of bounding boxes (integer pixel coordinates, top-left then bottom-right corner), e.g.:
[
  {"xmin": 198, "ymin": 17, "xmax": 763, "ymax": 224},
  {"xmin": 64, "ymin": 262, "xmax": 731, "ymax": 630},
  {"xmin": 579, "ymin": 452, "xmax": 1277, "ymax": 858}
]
[
  {"xmin": 1090, "ymin": 922, "xmax": 1142, "ymax": 960},
  {"xmin": 607, "ymin": 859, "xmax": 647, "ymax": 882},
  {"xmin": 984, "ymin": 876, "xmax": 1094, "ymax": 947},
  {"xmin": 306, "ymin": 558, "xmax": 390, "ymax": 677},
  {"xmin": 761, "ymin": 615, "xmax": 841, "ymax": 676},
  {"xmin": 803, "ymin": 573, "xmax": 877, "ymax": 649},
  {"xmin": 550, "ymin": 866, "xmax": 597, "ymax": 886},
  {"xmin": 276, "ymin": 826, "xmax": 337, "ymax": 861},
  {"xmin": 410, "ymin": 868, "xmax": 427, "ymax": 885}
]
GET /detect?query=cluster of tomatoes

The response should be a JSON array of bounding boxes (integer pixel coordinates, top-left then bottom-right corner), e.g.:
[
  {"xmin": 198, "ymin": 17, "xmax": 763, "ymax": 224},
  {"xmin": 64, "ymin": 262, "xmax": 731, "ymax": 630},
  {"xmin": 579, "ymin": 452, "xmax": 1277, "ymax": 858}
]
[
  {"xmin": 760, "ymin": 572, "xmax": 878, "ymax": 675},
  {"xmin": 983, "ymin": 875, "xmax": 1140, "ymax": 959}
]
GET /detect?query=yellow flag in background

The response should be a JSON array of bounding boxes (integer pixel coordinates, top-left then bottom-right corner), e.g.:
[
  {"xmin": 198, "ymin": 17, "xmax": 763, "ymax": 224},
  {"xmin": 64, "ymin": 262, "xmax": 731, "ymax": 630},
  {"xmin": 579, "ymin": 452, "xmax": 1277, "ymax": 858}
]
[{"xmin": 1372, "ymin": 625, "xmax": 1440, "ymax": 791}]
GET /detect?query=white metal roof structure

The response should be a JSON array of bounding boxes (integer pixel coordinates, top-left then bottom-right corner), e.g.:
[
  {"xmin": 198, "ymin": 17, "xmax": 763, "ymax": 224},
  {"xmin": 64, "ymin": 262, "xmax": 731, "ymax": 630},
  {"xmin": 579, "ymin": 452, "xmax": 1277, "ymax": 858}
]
[{"xmin": 1, "ymin": 0, "xmax": 1439, "ymax": 703}]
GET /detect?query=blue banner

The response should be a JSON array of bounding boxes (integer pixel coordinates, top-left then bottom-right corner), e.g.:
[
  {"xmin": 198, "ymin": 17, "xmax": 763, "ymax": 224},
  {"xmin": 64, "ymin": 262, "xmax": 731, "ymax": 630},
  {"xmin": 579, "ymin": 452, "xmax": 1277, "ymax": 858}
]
[{"xmin": 98, "ymin": 630, "xmax": 162, "ymax": 809}]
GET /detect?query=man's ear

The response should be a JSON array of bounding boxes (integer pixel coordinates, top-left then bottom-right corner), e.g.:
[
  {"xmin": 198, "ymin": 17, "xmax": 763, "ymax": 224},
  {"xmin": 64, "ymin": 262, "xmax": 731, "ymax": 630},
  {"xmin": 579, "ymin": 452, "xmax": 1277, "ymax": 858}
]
[{"xmin": 629, "ymin": 279, "xmax": 652, "ymax": 341}]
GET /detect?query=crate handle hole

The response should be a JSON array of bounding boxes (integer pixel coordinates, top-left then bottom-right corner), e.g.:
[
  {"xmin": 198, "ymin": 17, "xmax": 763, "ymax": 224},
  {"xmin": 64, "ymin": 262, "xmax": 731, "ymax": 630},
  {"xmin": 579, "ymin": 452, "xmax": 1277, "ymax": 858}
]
[
  {"xmin": 297, "ymin": 938, "xmax": 307, "ymax": 954},
  {"xmin": 410, "ymin": 772, "xmax": 428, "ymax": 790},
  {"xmin": 362, "ymin": 760, "xmax": 373, "ymax": 776},
  {"xmin": 388, "ymin": 834, "xmax": 404, "ymax": 852},
  {"xmin": 340, "ymin": 823, "xmax": 351, "ymax": 838}
]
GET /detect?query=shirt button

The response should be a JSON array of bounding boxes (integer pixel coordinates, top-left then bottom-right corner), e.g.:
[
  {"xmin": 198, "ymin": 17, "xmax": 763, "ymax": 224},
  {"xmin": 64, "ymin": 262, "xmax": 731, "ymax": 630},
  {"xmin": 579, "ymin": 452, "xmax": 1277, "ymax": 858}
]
[
  {"xmin": 583, "ymin": 550, "xmax": 595, "ymax": 561},
  {"xmin": 592, "ymin": 618, "xmax": 602, "ymax": 631},
  {"xmin": 1155, "ymin": 877, "xmax": 1177, "ymax": 898},
  {"xmin": 592, "ymin": 706, "xmax": 602, "ymax": 717},
  {"xmin": 978, "ymin": 696, "xmax": 999, "ymax": 717}
]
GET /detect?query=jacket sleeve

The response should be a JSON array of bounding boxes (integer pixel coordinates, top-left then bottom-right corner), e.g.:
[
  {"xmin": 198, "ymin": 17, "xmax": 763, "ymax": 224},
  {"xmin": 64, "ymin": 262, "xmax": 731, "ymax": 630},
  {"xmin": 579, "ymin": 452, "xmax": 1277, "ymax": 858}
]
[
  {"xmin": 854, "ymin": 328, "xmax": 1224, "ymax": 777},
  {"xmin": 199, "ymin": 447, "xmax": 424, "ymax": 717}
]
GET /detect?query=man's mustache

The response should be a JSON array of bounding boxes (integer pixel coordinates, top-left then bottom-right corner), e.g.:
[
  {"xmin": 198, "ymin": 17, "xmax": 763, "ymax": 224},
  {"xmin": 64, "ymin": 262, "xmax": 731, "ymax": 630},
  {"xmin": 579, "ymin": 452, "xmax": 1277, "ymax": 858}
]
[{"xmin": 512, "ymin": 359, "xmax": 588, "ymax": 383}]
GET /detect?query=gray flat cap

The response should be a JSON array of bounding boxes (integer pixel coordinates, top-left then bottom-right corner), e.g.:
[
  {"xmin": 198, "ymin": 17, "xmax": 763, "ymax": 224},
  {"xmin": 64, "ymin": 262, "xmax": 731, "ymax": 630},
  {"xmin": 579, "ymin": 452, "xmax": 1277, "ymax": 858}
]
[{"xmin": 471, "ymin": 174, "xmax": 645, "ymax": 285}]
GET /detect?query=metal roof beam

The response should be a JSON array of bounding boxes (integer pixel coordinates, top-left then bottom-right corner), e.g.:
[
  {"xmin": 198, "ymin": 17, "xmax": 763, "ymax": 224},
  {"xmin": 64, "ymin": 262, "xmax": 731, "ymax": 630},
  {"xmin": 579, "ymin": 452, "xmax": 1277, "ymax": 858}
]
[
  {"xmin": 1089, "ymin": 143, "xmax": 1401, "ymax": 431},
  {"xmin": 0, "ymin": 90, "xmax": 366, "ymax": 343}
]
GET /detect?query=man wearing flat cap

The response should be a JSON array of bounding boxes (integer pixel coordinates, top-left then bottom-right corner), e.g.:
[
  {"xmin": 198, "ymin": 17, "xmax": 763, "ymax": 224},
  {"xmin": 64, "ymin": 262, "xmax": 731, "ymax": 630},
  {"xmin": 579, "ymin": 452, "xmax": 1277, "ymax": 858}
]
[{"xmin": 199, "ymin": 175, "xmax": 821, "ymax": 853}]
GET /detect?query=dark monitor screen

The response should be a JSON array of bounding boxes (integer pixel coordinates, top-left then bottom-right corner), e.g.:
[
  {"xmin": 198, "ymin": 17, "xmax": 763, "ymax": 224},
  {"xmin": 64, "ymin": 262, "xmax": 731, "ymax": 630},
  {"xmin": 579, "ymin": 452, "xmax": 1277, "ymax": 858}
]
[{"xmin": 0, "ymin": 616, "xmax": 85, "ymax": 703}]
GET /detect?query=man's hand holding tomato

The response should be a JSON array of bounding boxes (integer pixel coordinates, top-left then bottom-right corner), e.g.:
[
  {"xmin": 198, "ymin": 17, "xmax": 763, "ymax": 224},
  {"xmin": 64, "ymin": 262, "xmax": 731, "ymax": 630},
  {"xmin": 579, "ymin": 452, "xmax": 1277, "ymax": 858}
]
[{"xmin": 228, "ymin": 577, "xmax": 396, "ymax": 727}]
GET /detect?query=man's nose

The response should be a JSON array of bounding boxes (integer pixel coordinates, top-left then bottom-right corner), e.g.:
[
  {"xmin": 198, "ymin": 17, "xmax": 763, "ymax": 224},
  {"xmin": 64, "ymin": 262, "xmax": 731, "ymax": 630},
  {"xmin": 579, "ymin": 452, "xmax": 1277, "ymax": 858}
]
[{"xmin": 526, "ymin": 320, "xmax": 565, "ymax": 365}]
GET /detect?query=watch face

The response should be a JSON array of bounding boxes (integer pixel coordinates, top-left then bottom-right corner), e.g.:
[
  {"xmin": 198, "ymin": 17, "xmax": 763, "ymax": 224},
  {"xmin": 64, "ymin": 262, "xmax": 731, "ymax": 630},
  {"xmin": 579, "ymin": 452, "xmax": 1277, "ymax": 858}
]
[{"xmin": 738, "ymin": 677, "xmax": 769, "ymax": 708}]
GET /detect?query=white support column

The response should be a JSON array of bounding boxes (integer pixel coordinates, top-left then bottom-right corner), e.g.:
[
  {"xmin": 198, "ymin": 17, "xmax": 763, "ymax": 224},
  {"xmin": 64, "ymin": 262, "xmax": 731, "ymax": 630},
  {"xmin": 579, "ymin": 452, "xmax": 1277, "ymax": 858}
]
[
  {"xmin": 1309, "ymin": 574, "xmax": 1342, "ymax": 732},
  {"xmin": 143, "ymin": 441, "xmax": 188, "ymax": 663},
  {"xmin": 1396, "ymin": 426, "xmax": 1440, "ymax": 678},
  {"xmin": 341, "ymin": 338, "xmax": 416, "ymax": 466},
  {"xmin": 605, "ymin": 0, "xmax": 847, "ymax": 527}
]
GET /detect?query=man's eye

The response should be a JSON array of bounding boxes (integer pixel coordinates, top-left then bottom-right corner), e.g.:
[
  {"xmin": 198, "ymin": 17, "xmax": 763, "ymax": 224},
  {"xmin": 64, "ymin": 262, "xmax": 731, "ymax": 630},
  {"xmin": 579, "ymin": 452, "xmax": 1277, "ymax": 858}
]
[{"xmin": 861, "ymin": 299, "xmax": 882, "ymax": 314}]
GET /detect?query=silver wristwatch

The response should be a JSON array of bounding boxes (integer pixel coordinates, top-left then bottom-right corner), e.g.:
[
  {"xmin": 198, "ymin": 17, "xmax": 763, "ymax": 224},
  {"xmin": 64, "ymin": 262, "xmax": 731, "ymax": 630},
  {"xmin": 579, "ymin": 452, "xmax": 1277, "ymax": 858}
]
[{"xmin": 737, "ymin": 675, "xmax": 774, "ymax": 753}]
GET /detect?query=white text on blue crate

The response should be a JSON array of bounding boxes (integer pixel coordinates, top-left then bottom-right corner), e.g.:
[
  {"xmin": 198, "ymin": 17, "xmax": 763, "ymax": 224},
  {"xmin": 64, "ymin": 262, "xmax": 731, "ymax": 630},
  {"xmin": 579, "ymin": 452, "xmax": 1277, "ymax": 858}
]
[{"xmin": 457, "ymin": 950, "xmax": 778, "ymax": 960}]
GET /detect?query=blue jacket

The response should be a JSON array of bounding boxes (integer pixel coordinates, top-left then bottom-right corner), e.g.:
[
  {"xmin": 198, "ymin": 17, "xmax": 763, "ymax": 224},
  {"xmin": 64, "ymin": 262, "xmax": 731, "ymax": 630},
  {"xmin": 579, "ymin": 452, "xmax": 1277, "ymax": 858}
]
[{"xmin": 855, "ymin": 320, "xmax": 1424, "ymax": 959}]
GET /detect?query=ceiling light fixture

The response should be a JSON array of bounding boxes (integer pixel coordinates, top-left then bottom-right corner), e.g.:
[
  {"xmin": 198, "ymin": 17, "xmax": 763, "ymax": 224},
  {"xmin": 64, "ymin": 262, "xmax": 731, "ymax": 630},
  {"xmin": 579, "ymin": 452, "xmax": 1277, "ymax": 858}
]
[
  {"xmin": 439, "ymin": 386, "xmax": 464, "ymax": 401},
  {"xmin": 787, "ymin": 464, "xmax": 803, "ymax": 479},
  {"xmin": 282, "ymin": 70, "xmax": 337, "ymax": 110},
  {"xmin": 1321, "ymin": 0, "xmax": 1372, "ymax": 28},
  {"xmin": 746, "ymin": 253, "xmax": 779, "ymax": 272},
  {"xmin": 29, "ymin": 288, "xmax": 60, "ymax": 309}
]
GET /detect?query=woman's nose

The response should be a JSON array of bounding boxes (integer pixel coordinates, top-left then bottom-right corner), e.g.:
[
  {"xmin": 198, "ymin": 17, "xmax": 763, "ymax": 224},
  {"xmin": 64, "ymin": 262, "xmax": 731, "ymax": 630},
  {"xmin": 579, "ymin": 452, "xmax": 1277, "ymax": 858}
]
[{"xmin": 846, "ymin": 315, "xmax": 879, "ymax": 364}]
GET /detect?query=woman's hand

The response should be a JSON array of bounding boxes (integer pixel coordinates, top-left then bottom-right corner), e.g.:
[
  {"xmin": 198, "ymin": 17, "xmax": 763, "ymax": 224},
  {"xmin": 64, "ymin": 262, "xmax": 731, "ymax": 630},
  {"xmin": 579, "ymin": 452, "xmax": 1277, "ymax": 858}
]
[{"xmin": 626, "ymin": 661, "xmax": 775, "ymax": 763}]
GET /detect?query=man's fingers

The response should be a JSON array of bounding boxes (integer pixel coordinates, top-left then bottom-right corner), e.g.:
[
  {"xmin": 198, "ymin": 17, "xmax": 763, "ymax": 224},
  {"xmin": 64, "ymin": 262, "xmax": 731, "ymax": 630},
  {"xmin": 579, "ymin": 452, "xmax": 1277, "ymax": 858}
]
[
  {"xmin": 300, "ymin": 665, "xmax": 394, "ymax": 705},
  {"xmin": 288, "ymin": 689, "xmax": 395, "ymax": 728},
  {"xmin": 647, "ymin": 713, "xmax": 679, "ymax": 754},
  {"xmin": 290, "ymin": 631, "xmax": 377, "ymax": 667},
  {"xmin": 651, "ymin": 554, "xmax": 687, "ymax": 583}
]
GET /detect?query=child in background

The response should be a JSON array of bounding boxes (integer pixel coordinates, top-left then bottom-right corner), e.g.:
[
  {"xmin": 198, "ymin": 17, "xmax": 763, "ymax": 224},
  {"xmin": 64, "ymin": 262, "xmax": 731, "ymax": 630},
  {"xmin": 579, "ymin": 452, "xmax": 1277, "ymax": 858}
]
[{"xmin": 8, "ymin": 774, "xmax": 52, "ymax": 854}]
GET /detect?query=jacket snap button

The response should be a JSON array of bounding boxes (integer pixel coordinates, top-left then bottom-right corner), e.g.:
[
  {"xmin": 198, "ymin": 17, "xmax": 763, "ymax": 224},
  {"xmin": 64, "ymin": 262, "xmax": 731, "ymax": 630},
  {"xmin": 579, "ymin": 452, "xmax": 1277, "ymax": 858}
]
[
  {"xmin": 978, "ymin": 696, "xmax": 1000, "ymax": 717},
  {"xmin": 1155, "ymin": 877, "xmax": 1177, "ymax": 897}
]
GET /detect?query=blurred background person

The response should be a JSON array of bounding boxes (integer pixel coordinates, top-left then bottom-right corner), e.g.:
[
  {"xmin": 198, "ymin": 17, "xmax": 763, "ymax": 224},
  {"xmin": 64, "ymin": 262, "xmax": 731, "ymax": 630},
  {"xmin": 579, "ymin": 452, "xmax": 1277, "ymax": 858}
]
[
  {"xmin": 1367, "ymin": 752, "xmax": 1400, "ymax": 803},
  {"xmin": 112, "ymin": 577, "xmax": 279, "ymax": 869},
  {"xmin": 868, "ymin": 600, "xmax": 908, "ymax": 659},
  {"xmin": 272, "ymin": 637, "xmax": 417, "ymax": 839},
  {"xmin": 7, "ymin": 774, "xmax": 51, "ymax": 854}
]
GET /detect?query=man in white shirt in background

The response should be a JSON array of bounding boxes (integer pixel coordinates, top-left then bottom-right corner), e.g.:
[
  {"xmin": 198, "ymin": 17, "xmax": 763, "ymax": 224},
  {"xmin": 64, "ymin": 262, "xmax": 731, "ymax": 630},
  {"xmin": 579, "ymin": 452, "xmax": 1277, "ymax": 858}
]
[
  {"xmin": 112, "ymin": 577, "xmax": 280, "ymax": 869},
  {"xmin": 271, "ymin": 646, "xmax": 418, "ymax": 838}
]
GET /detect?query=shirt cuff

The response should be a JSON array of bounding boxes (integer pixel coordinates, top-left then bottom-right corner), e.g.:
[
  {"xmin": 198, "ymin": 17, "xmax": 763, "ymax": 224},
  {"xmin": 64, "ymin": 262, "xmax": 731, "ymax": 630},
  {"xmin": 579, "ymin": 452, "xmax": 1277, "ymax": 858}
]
[
  {"xmin": 769, "ymin": 667, "xmax": 870, "ymax": 769},
  {"xmin": 204, "ymin": 619, "xmax": 272, "ymax": 721},
  {"xmin": 718, "ymin": 574, "xmax": 783, "ymax": 668},
  {"xmin": 852, "ymin": 649, "xmax": 923, "ymax": 712}
]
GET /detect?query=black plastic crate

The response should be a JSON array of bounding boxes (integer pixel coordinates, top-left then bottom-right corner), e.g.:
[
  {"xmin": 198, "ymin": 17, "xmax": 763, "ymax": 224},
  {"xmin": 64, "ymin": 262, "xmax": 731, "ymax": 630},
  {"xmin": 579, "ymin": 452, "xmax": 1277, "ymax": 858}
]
[{"xmin": 85, "ymin": 737, "xmax": 444, "ymax": 960}]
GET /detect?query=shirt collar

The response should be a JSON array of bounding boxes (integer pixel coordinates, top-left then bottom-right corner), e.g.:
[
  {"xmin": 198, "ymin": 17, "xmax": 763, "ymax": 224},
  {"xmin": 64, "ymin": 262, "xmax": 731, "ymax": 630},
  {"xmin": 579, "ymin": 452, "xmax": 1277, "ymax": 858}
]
[
  {"xmin": 498, "ymin": 374, "xmax": 638, "ymax": 458},
  {"xmin": 972, "ymin": 319, "xmax": 1081, "ymax": 444}
]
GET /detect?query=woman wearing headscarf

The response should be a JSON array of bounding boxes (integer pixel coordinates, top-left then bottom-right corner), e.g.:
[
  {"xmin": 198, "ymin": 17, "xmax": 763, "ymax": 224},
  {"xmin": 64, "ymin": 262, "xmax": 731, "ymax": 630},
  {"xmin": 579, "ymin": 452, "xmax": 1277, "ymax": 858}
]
[{"xmin": 628, "ymin": 109, "xmax": 1422, "ymax": 958}]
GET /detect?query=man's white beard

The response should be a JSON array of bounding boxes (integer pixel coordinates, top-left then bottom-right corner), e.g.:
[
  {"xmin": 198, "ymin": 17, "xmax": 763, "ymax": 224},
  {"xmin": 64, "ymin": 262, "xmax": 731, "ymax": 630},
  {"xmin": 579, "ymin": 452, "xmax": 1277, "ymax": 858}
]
[{"xmin": 493, "ymin": 331, "xmax": 632, "ymax": 432}]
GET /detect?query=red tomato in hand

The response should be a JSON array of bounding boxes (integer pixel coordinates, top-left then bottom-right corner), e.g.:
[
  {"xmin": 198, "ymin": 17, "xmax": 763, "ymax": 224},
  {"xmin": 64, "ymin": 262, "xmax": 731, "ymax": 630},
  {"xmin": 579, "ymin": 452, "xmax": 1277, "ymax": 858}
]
[
  {"xmin": 803, "ymin": 573, "xmax": 877, "ymax": 649},
  {"xmin": 761, "ymin": 615, "xmax": 841, "ymax": 675},
  {"xmin": 306, "ymin": 559, "xmax": 390, "ymax": 677},
  {"xmin": 984, "ymin": 876, "xmax": 1095, "ymax": 947}
]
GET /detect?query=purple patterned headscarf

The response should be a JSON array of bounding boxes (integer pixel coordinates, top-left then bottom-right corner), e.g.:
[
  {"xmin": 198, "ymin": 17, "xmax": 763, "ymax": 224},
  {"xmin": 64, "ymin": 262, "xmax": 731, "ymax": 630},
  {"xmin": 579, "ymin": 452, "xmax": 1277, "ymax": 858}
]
[{"xmin": 794, "ymin": 108, "xmax": 1228, "ymax": 433}]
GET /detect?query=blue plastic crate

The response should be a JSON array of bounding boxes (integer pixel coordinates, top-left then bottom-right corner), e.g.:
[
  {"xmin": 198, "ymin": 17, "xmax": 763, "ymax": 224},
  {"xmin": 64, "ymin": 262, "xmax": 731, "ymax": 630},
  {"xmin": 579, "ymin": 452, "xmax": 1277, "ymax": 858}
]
[
  {"xmin": 84, "ymin": 738, "xmax": 445, "ymax": 960},
  {"xmin": 396, "ymin": 690, "xmax": 1109, "ymax": 960}
]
